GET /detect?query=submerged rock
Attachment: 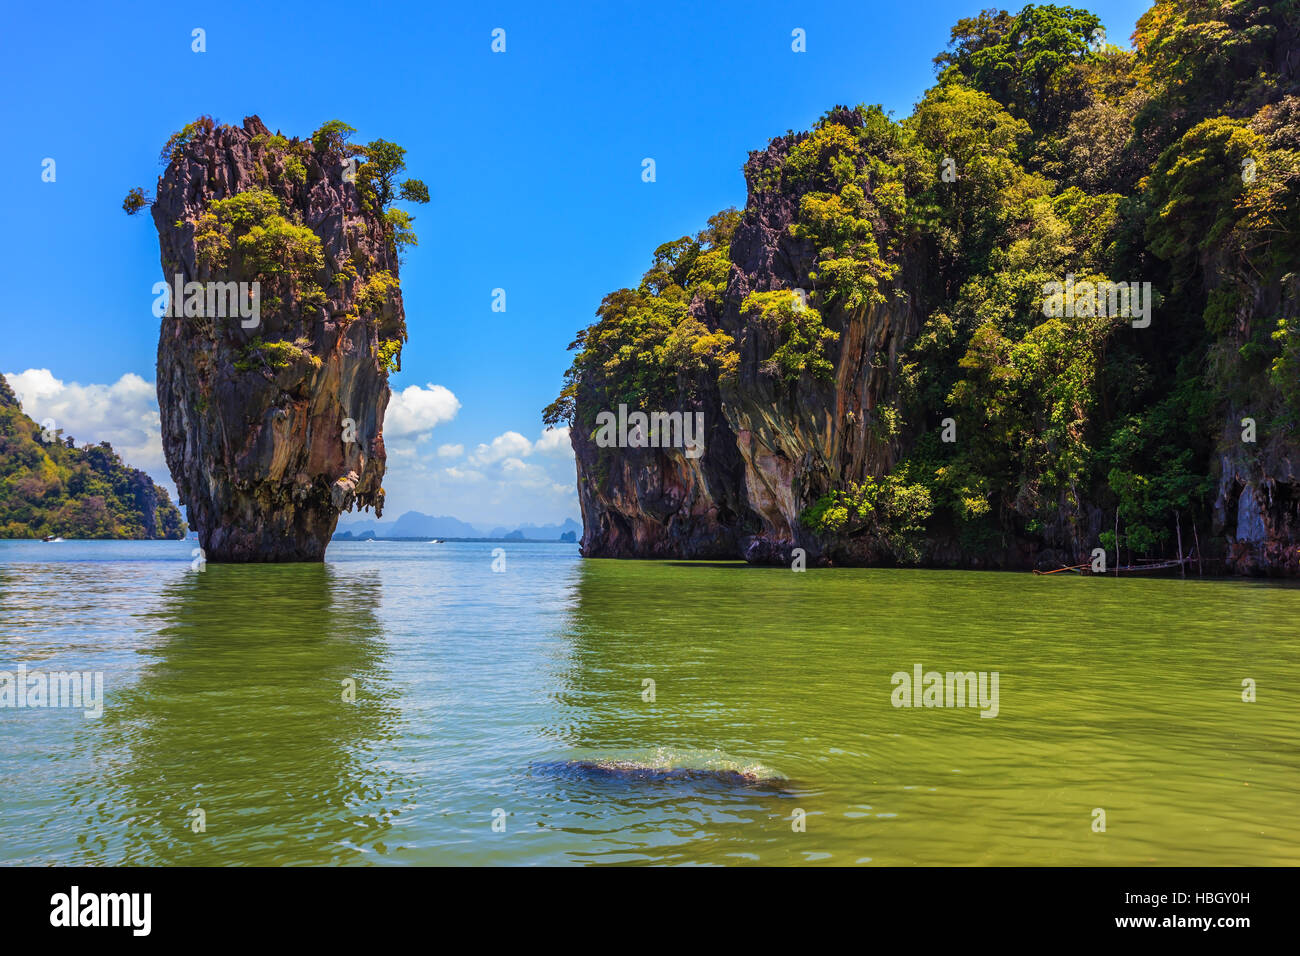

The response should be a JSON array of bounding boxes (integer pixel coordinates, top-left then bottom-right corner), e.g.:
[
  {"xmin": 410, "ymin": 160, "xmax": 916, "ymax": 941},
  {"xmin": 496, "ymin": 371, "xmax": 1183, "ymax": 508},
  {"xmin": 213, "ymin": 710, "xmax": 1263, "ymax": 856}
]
[
  {"xmin": 149, "ymin": 116, "xmax": 406, "ymax": 561},
  {"xmin": 534, "ymin": 752, "xmax": 789, "ymax": 789}
]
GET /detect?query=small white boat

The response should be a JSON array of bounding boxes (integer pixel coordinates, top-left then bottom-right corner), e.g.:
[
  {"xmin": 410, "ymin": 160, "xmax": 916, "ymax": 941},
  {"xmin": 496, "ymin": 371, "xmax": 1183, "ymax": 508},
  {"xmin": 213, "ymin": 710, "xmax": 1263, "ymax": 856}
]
[{"xmin": 42, "ymin": 535, "xmax": 64, "ymax": 543}]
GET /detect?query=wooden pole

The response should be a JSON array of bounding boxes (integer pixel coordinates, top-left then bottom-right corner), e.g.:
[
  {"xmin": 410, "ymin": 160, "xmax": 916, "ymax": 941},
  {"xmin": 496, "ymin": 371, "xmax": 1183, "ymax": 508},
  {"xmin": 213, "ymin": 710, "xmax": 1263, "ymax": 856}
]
[
  {"xmin": 1175, "ymin": 509, "xmax": 1185, "ymax": 578},
  {"xmin": 1192, "ymin": 520, "xmax": 1203, "ymax": 576}
]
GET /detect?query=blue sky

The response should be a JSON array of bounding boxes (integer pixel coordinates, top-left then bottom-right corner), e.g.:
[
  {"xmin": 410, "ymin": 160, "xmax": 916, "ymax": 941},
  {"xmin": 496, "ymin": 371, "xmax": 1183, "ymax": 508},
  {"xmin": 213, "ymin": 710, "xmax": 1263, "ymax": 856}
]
[{"xmin": 0, "ymin": 0, "xmax": 1151, "ymax": 527}]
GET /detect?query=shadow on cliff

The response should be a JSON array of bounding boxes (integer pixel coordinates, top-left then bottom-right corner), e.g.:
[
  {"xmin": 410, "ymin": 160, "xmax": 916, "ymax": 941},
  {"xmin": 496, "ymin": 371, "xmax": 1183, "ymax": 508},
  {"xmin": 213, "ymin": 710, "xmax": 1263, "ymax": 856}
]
[{"xmin": 63, "ymin": 563, "xmax": 412, "ymax": 865}]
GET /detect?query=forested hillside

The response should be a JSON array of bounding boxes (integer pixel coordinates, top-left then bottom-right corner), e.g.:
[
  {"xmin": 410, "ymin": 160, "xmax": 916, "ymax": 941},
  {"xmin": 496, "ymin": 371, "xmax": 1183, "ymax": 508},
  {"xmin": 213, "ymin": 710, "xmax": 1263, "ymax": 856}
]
[{"xmin": 0, "ymin": 375, "xmax": 186, "ymax": 539}]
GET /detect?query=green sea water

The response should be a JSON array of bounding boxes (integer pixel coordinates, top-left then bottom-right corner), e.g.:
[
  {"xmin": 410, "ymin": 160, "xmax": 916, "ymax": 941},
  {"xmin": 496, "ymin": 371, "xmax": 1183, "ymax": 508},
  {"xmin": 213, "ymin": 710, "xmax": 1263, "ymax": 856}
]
[{"xmin": 0, "ymin": 538, "xmax": 1296, "ymax": 866}]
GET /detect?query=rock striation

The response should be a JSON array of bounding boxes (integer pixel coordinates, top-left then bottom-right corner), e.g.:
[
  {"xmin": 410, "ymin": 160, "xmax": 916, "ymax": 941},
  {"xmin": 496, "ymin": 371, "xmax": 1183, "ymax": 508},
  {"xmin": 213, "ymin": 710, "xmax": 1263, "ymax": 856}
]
[{"xmin": 1212, "ymin": 274, "xmax": 1300, "ymax": 575}]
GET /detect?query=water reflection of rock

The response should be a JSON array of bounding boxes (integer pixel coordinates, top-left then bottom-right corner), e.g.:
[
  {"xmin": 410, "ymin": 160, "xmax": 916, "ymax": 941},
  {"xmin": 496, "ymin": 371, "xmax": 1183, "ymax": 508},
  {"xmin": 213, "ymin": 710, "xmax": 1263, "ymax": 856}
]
[{"xmin": 71, "ymin": 564, "xmax": 412, "ymax": 864}]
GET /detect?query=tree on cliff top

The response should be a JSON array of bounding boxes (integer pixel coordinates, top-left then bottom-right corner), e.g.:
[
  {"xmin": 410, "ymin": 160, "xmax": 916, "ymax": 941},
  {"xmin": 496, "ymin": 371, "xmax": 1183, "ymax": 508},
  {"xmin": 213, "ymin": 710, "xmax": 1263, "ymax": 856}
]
[
  {"xmin": 542, "ymin": 208, "xmax": 742, "ymax": 428},
  {"xmin": 345, "ymin": 132, "xmax": 432, "ymax": 254},
  {"xmin": 935, "ymin": 4, "xmax": 1104, "ymax": 136},
  {"xmin": 124, "ymin": 117, "xmax": 432, "ymax": 256}
]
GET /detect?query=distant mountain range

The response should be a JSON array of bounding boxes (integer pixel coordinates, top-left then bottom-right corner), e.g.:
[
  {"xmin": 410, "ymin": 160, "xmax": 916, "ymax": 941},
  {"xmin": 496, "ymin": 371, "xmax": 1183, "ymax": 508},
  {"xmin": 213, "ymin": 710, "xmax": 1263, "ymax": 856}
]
[{"xmin": 334, "ymin": 511, "xmax": 580, "ymax": 541}]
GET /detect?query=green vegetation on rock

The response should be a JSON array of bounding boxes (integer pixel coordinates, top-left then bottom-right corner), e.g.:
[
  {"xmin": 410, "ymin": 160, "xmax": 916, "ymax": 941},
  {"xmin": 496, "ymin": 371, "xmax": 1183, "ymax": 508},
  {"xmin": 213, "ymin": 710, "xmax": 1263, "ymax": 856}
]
[
  {"xmin": 551, "ymin": 0, "xmax": 1300, "ymax": 566},
  {"xmin": 543, "ymin": 209, "xmax": 742, "ymax": 427}
]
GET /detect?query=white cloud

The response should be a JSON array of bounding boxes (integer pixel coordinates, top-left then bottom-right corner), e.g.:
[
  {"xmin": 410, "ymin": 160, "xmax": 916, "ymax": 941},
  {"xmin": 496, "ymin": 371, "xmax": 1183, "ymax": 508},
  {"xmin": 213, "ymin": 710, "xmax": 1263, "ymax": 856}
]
[
  {"xmin": 469, "ymin": 430, "xmax": 534, "ymax": 465},
  {"xmin": 374, "ymin": 424, "xmax": 580, "ymax": 528},
  {"xmin": 3, "ymin": 368, "xmax": 170, "ymax": 488},
  {"xmin": 499, "ymin": 457, "xmax": 561, "ymax": 489},
  {"xmin": 466, "ymin": 426, "xmax": 573, "ymax": 466},
  {"xmin": 385, "ymin": 383, "xmax": 460, "ymax": 440},
  {"xmin": 534, "ymin": 425, "xmax": 573, "ymax": 458}
]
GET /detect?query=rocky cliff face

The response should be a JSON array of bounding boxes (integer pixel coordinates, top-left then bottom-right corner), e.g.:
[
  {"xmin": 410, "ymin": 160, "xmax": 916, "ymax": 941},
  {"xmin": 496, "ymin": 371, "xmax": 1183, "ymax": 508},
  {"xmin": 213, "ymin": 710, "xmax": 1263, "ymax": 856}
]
[
  {"xmin": 573, "ymin": 111, "xmax": 931, "ymax": 566},
  {"xmin": 715, "ymin": 126, "xmax": 925, "ymax": 564},
  {"xmin": 151, "ymin": 116, "xmax": 403, "ymax": 561},
  {"xmin": 563, "ymin": 7, "xmax": 1300, "ymax": 576},
  {"xmin": 566, "ymin": 102, "xmax": 1298, "ymax": 574},
  {"xmin": 572, "ymin": 381, "xmax": 750, "ymax": 559},
  {"xmin": 1213, "ymin": 273, "xmax": 1300, "ymax": 575}
]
